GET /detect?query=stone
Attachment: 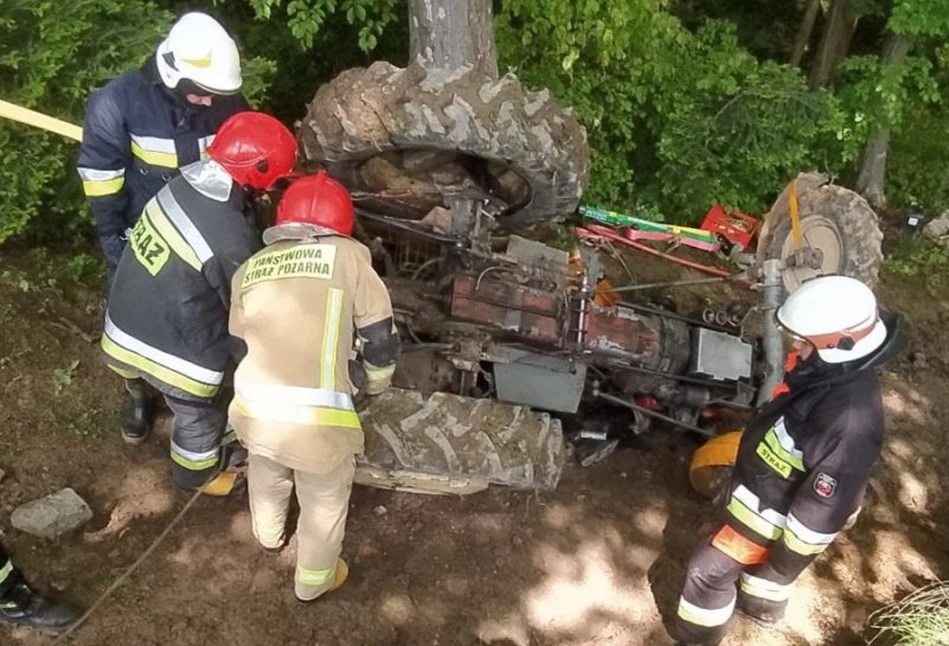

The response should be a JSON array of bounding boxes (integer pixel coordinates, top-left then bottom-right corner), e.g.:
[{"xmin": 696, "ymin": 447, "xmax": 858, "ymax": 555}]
[
  {"xmin": 374, "ymin": 505, "xmax": 388, "ymax": 516},
  {"xmin": 923, "ymin": 212, "xmax": 949, "ymax": 240},
  {"xmin": 11, "ymin": 488, "xmax": 93, "ymax": 539}
]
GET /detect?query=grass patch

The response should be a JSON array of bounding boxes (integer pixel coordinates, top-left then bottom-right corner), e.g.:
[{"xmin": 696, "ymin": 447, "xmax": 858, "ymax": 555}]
[
  {"xmin": 885, "ymin": 237, "xmax": 949, "ymax": 289},
  {"xmin": 868, "ymin": 581, "xmax": 949, "ymax": 646}
]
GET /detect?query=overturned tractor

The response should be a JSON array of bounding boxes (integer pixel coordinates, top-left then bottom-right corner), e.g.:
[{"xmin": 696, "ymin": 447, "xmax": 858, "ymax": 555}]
[{"xmin": 295, "ymin": 1, "xmax": 884, "ymax": 494}]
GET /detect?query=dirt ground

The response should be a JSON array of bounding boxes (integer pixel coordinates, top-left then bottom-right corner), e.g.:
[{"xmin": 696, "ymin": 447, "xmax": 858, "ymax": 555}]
[{"xmin": 1, "ymin": 235, "xmax": 948, "ymax": 646}]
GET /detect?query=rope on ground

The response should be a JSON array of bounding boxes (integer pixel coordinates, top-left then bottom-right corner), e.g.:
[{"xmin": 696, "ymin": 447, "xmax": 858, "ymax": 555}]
[{"xmin": 52, "ymin": 482, "xmax": 209, "ymax": 643}]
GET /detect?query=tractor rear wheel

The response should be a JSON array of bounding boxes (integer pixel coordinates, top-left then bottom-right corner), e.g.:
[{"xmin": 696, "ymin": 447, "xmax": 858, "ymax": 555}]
[
  {"xmin": 760, "ymin": 174, "xmax": 884, "ymax": 293},
  {"xmin": 297, "ymin": 61, "xmax": 589, "ymax": 232}
]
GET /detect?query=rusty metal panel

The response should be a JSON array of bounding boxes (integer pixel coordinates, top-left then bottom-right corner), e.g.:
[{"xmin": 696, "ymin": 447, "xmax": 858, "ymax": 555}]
[
  {"xmin": 451, "ymin": 276, "xmax": 563, "ymax": 344},
  {"xmin": 584, "ymin": 304, "xmax": 663, "ymax": 361}
]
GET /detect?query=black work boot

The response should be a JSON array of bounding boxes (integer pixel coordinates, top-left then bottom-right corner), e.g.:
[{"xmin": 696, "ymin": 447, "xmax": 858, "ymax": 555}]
[
  {"xmin": 121, "ymin": 379, "xmax": 152, "ymax": 446},
  {"xmin": 0, "ymin": 581, "xmax": 81, "ymax": 631},
  {"xmin": 736, "ymin": 592, "xmax": 787, "ymax": 625}
]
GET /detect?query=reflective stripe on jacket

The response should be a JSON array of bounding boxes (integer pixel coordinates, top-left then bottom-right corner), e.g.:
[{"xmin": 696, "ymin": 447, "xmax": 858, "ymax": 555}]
[
  {"xmin": 77, "ymin": 56, "xmax": 248, "ymax": 273},
  {"xmin": 229, "ymin": 235, "xmax": 394, "ymax": 473},
  {"xmin": 101, "ymin": 161, "xmax": 260, "ymax": 401},
  {"xmin": 722, "ymin": 364, "xmax": 884, "ymax": 574}
]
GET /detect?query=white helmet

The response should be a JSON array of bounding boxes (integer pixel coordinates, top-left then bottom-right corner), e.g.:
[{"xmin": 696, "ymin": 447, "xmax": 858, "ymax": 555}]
[
  {"xmin": 776, "ymin": 275, "xmax": 887, "ymax": 364},
  {"xmin": 156, "ymin": 13, "xmax": 242, "ymax": 95}
]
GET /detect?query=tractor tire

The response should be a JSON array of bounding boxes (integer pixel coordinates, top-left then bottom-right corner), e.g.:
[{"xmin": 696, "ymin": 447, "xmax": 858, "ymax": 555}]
[
  {"xmin": 355, "ymin": 388, "xmax": 565, "ymax": 493},
  {"xmin": 297, "ymin": 61, "xmax": 589, "ymax": 230},
  {"xmin": 760, "ymin": 175, "xmax": 884, "ymax": 293},
  {"xmin": 689, "ymin": 431, "xmax": 742, "ymax": 500}
]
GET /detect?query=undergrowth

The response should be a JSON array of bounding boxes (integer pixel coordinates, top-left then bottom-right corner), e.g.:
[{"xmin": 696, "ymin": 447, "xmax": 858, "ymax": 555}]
[
  {"xmin": 867, "ymin": 581, "xmax": 949, "ymax": 646},
  {"xmin": 884, "ymin": 237, "xmax": 949, "ymax": 289}
]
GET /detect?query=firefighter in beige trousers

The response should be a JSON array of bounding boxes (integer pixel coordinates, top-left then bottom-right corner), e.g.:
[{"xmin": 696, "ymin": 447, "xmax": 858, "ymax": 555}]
[{"xmin": 228, "ymin": 172, "xmax": 399, "ymax": 600}]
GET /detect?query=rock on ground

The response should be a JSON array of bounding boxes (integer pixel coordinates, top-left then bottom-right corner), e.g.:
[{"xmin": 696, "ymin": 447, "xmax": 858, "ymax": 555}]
[
  {"xmin": 11, "ymin": 487, "xmax": 92, "ymax": 539},
  {"xmin": 923, "ymin": 212, "xmax": 949, "ymax": 240}
]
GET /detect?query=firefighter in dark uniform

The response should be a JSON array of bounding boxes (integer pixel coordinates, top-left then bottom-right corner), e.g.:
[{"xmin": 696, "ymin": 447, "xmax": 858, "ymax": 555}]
[
  {"xmin": 672, "ymin": 275, "xmax": 906, "ymax": 645},
  {"xmin": 0, "ymin": 542, "xmax": 80, "ymax": 630},
  {"xmin": 99, "ymin": 111, "xmax": 299, "ymax": 496},
  {"xmin": 77, "ymin": 12, "xmax": 249, "ymax": 446}
]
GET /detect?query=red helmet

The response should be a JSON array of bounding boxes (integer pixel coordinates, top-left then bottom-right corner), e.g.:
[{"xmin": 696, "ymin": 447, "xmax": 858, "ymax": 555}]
[
  {"xmin": 275, "ymin": 171, "xmax": 354, "ymax": 236},
  {"xmin": 207, "ymin": 111, "xmax": 298, "ymax": 190}
]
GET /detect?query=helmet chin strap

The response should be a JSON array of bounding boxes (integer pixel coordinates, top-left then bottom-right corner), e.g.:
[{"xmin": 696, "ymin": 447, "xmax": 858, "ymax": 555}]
[
  {"xmin": 156, "ymin": 81, "xmax": 201, "ymax": 111},
  {"xmin": 159, "ymin": 55, "xmax": 214, "ymax": 109}
]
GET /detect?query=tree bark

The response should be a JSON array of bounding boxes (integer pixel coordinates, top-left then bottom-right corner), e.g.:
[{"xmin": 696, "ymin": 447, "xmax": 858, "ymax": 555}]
[
  {"xmin": 809, "ymin": 0, "xmax": 856, "ymax": 87},
  {"xmin": 408, "ymin": 0, "xmax": 498, "ymax": 78},
  {"xmin": 855, "ymin": 32, "xmax": 911, "ymax": 208},
  {"xmin": 791, "ymin": 0, "xmax": 822, "ymax": 67}
]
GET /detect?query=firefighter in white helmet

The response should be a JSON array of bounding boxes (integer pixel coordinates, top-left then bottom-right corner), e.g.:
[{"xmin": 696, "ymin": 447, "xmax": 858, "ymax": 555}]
[
  {"xmin": 155, "ymin": 13, "xmax": 243, "ymax": 99},
  {"xmin": 672, "ymin": 275, "xmax": 905, "ymax": 645},
  {"xmin": 77, "ymin": 12, "xmax": 249, "ymax": 448}
]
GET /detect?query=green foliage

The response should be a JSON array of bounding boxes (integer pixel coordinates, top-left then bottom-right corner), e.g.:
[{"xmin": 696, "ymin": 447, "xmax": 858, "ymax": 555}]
[
  {"xmin": 887, "ymin": 38, "xmax": 949, "ymax": 214},
  {"xmin": 497, "ymin": 2, "xmax": 851, "ymax": 221},
  {"xmin": 0, "ymin": 268, "xmax": 34, "ymax": 293},
  {"xmin": 885, "ymin": 42, "xmax": 949, "ymax": 213},
  {"xmin": 226, "ymin": 0, "xmax": 400, "ymax": 51},
  {"xmin": 62, "ymin": 402, "xmax": 110, "ymax": 438},
  {"xmin": 498, "ymin": 0, "xmax": 949, "ymax": 221},
  {"xmin": 867, "ymin": 580, "xmax": 949, "ymax": 645},
  {"xmin": 885, "ymin": 237, "xmax": 949, "ymax": 288},
  {"xmin": 52, "ymin": 359, "xmax": 80, "ymax": 395},
  {"xmin": 890, "ymin": 0, "xmax": 949, "ymax": 37},
  {"xmin": 64, "ymin": 252, "xmax": 106, "ymax": 283},
  {"xmin": 836, "ymin": 53, "xmax": 939, "ymax": 132},
  {"xmin": 652, "ymin": 24, "xmax": 845, "ymax": 218},
  {"xmin": 887, "ymin": 103, "xmax": 949, "ymax": 211},
  {"xmin": 497, "ymin": 0, "xmax": 701, "ymax": 214},
  {"xmin": 5, "ymin": 0, "xmax": 949, "ymax": 248},
  {"xmin": 0, "ymin": 0, "xmax": 171, "ymax": 244},
  {"xmin": 239, "ymin": 55, "xmax": 279, "ymax": 105}
]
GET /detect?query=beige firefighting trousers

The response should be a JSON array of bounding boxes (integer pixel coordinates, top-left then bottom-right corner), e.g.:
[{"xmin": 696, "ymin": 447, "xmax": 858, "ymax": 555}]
[{"xmin": 247, "ymin": 453, "xmax": 355, "ymax": 601}]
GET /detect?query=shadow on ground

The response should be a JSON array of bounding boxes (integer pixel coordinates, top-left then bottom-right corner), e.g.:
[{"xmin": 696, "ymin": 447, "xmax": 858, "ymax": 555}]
[{"xmin": 3, "ymin": 250, "xmax": 949, "ymax": 646}]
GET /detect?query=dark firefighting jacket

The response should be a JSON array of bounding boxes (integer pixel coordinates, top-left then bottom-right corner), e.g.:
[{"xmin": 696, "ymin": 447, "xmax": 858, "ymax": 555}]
[
  {"xmin": 721, "ymin": 316, "xmax": 905, "ymax": 577},
  {"xmin": 100, "ymin": 161, "xmax": 261, "ymax": 401},
  {"xmin": 77, "ymin": 56, "xmax": 248, "ymax": 275}
]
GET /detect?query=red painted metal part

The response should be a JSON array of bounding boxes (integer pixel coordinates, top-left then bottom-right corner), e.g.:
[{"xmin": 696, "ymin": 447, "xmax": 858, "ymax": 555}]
[
  {"xmin": 700, "ymin": 204, "xmax": 759, "ymax": 249},
  {"xmin": 451, "ymin": 275, "xmax": 664, "ymax": 360},
  {"xmin": 623, "ymin": 227, "xmax": 722, "ymax": 253},
  {"xmin": 450, "ymin": 276, "xmax": 563, "ymax": 345},
  {"xmin": 584, "ymin": 304, "xmax": 662, "ymax": 360},
  {"xmin": 575, "ymin": 224, "xmax": 750, "ymax": 283}
]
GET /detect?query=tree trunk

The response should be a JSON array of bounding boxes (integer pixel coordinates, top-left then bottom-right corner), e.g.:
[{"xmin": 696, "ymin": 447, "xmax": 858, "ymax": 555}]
[
  {"xmin": 855, "ymin": 128, "xmax": 892, "ymax": 208},
  {"xmin": 855, "ymin": 32, "xmax": 911, "ymax": 208},
  {"xmin": 408, "ymin": 0, "xmax": 498, "ymax": 78},
  {"xmin": 791, "ymin": 0, "xmax": 822, "ymax": 67},
  {"xmin": 809, "ymin": 0, "xmax": 856, "ymax": 87}
]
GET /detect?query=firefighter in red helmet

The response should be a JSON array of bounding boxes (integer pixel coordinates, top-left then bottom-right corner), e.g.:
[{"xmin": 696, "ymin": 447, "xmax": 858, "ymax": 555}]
[
  {"xmin": 101, "ymin": 111, "xmax": 298, "ymax": 495},
  {"xmin": 228, "ymin": 172, "xmax": 399, "ymax": 599}
]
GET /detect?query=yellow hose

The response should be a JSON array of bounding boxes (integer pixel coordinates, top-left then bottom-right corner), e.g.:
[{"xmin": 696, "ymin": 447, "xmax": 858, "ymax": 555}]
[{"xmin": 0, "ymin": 99, "xmax": 82, "ymax": 142}]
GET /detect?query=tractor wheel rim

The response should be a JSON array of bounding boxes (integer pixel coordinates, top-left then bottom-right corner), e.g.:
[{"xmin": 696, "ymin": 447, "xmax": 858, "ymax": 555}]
[{"xmin": 780, "ymin": 216, "xmax": 843, "ymax": 292}]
